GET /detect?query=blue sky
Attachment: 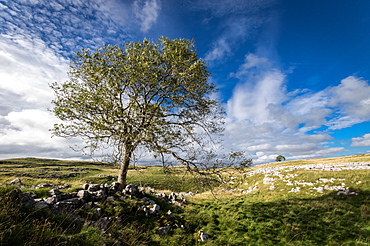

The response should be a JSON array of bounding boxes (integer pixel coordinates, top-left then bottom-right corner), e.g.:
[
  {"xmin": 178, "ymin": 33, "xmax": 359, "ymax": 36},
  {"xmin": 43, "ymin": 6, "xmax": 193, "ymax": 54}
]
[{"xmin": 1, "ymin": 0, "xmax": 370, "ymax": 164}]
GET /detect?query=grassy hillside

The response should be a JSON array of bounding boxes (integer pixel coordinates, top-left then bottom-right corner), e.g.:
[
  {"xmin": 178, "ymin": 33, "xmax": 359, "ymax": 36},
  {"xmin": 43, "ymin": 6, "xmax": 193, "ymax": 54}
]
[{"xmin": 1, "ymin": 154, "xmax": 370, "ymax": 245}]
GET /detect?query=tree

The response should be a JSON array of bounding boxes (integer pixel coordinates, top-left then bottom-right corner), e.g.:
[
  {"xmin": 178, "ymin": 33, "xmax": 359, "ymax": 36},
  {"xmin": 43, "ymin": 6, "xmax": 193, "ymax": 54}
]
[
  {"xmin": 276, "ymin": 155, "xmax": 286, "ymax": 162},
  {"xmin": 50, "ymin": 37, "xmax": 227, "ymax": 190}
]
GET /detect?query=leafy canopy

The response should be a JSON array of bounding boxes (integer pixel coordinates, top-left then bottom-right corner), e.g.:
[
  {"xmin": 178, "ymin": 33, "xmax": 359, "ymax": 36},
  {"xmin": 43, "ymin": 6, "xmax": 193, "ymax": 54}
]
[{"xmin": 50, "ymin": 37, "xmax": 226, "ymax": 181}]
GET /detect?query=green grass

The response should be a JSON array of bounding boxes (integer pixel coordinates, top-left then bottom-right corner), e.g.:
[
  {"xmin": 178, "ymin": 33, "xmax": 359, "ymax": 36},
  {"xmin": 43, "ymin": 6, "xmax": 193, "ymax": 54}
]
[
  {"xmin": 1, "ymin": 155, "xmax": 370, "ymax": 245},
  {"xmin": 185, "ymin": 190, "xmax": 370, "ymax": 245},
  {"xmin": 0, "ymin": 186, "xmax": 104, "ymax": 246},
  {"xmin": 0, "ymin": 158, "xmax": 204, "ymax": 192}
]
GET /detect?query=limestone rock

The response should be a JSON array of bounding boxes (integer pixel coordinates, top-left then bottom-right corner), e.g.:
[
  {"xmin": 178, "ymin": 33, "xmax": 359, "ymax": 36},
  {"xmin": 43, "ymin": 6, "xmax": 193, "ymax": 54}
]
[
  {"xmin": 49, "ymin": 189, "xmax": 61, "ymax": 196},
  {"xmin": 87, "ymin": 184, "xmax": 100, "ymax": 192},
  {"xmin": 34, "ymin": 199, "xmax": 49, "ymax": 209},
  {"xmin": 158, "ymin": 226, "xmax": 170, "ymax": 234},
  {"xmin": 77, "ymin": 190, "xmax": 90, "ymax": 199},
  {"xmin": 8, "ymin": 178, "xmax": 22, "ymax": 185},
  {"xmin": 44, "ymin": 196, "xmax": 58, "ymax": 205},
  {"xmin": 198, "ymin": 230, "xmax": 210, "ymax": 241}
]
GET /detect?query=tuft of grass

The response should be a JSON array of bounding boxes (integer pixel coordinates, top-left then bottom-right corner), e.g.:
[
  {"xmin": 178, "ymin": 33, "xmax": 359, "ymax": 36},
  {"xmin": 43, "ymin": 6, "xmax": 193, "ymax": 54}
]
[{"xmin": 0, "ymin": 186, "xmax": 104, "ymax": 246}]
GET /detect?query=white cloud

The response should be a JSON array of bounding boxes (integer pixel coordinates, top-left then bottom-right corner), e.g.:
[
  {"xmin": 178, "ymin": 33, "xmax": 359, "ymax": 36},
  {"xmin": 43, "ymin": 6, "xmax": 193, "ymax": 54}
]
[
  {"xmin": 2, "ymin": 110, "xmax": 56, "ymax": 145},
  {"xmin": 351, "ymin": 133, "xmax": 370, "ymax": 147},
  {"xmin": 0, "ymin": 109, "xmax": 82, "ymax": 159},
  {"xmin": 227, "ymin": 54, "xmax": 286, "ymax": 123},
  {"xmin": 329, "ymin": 76, "xmax": 370, "ymax": 113},
  {"xmin": 133, "ymin": 0, "xmax": 161, "ymax": 33},
  {"xmin": 327, "ymin": 116, "xmax": 363, "ymax": 130},
  {"xmin": 205, "ymin": 38, "xmax": 232, "ymax": 62},
  {"xmin": 190, "ymin": 0, "xmax": 277, "ymax": 17},
  {"xmin": 0, "ymin": 35, "xmax": 80, "ymax": 159},
  {"xmin": 0, "ymin": 36, "xmax": 68, "ymax": 110},
  {"xmin": 223, "ymin": 53, "xmax": 367, "ymax": 164}
]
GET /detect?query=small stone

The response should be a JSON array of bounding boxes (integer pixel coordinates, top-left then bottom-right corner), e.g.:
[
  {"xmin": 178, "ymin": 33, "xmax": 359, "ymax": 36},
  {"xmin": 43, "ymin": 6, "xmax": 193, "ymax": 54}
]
[
  {"xmin": 49, "ymin": 189, "xmax": 61, "ymax": 196},
  {"xmin": 158, "ymin": 226, "xmax": 170, "ymax": 234},
  {"xmin": 44, "ymin": 196, "xmax": 58, "ymax": 205},
  {"xmin": 96, "ymin": 217, "xmax": 111, "ymax": 233},
  {"xmin": 95, "ymin": 207, "xmax": 102, "ymax": 216},
  {"xmin": 92, "ymin": 190, "xmax": 107, "ymax": 201},
  {"xmin": 168, "ymin": 192, "xmax": 177, "ymax": 202},
  {"xmin": 34, "ymin": 200, "xmax": 49, "ymax": 209},
  {"xmin": 8, "ymin": 178, "xmax": 21, "ymax": 185},
  {"xmin": 198, "ymin": 230, "xmax": 210, "ymax": 241},
  {"xmin": 125, "ymin": 184, "xmax": 140, "ymax": 197},
  {"xmin": 77, "ymin": 190, "xmax": 90, "ymax": 199},
  {"xmin": 82, "ymin": 183, "xmax": 89, "ymax": 190},
  {"xmin": 149, "ymin": 204, "xmax": 160, "ymax": 214},
  {"xmin": 88, "ymin": 184, "xmax": 100, "ymax": 192},
  {"xmin": 106, "ymin": 196, "xmax": 115, "ymax": 202},
  {"xmin": 61, "ymin": 184, "xmax": 70, "ymax": 189}
]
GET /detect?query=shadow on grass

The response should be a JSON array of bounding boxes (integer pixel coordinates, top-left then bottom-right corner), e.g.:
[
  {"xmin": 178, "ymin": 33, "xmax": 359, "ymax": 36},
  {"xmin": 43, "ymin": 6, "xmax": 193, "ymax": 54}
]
[{"xmin": 187, "ymin": 188, "xmax": 370, "ymax": 245}]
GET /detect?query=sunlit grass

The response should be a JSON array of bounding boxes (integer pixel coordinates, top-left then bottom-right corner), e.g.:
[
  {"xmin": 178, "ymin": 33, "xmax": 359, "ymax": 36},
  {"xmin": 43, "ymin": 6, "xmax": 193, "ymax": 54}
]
[{"xmin": 1, "ymin": 154, "xmax": 370, "ymax": 245}]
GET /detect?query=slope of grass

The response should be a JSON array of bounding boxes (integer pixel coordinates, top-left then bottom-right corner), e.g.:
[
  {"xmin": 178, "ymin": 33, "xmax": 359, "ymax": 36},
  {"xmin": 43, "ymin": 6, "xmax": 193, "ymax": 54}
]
[
  {"xmin": 185, "ymin": 190, "xmax": 370, "ymax": 245},
  {"xmin": 0, "ymin": 154, "xmax": 370, "ymax": 245},
  {"xmin": 0, "ymin": 158, "xmax": 203, "ymax": 193}
]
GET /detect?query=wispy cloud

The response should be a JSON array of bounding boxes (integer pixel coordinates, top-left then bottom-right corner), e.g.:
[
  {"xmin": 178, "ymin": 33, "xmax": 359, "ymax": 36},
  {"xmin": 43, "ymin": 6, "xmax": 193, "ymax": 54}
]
[
  {"xmin": 190, "ymin": 0, "xmax": 276, "ymax": 17},
  {"xmin": 0, "ymin": 0, "xmax": 130, "ymax": 57},
  {"xmin": 133, "ymin": 0, "xmax": 161, "ymax": 33},
  {"xmin": 196, "ymin": 0, "xmax": 277, "ymax": 62}
]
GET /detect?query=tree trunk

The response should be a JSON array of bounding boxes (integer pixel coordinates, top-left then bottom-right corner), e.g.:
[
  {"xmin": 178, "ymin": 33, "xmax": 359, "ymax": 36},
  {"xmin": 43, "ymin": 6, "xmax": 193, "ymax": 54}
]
[{"xmin": 117, "ymin": 147, "xmax": 133, "ymax": 191}]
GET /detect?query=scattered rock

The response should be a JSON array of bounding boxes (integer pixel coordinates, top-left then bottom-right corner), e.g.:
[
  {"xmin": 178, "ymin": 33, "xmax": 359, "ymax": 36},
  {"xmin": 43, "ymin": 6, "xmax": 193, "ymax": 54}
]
[
  {"xmin": 124, "ymin": 184, "xmax": 141, "ymax": 197},
  {"xmin": 149, "ymin": 204, "xmax": 161, "ymax": 215},
  {"xmin": 288, "ymin": 187, "xmax": 301, "ymax": 193},
  {"xmin": 82, "ymin": 183, "xmax": 89, "ymax": 190},
  {"xmin": 8, "ymin": 182, "xmax": 189, "ymax": 237},
  {"xmin": 243, "ymin": 186, "xmax": 258, "ymax": 194},
  {"xmin": 158, "ymin": 226, "xmax": 170, "ymax": 234},
  {"xmin": 8, "ymin": 178, "xmax": 22, "ymax": 186},
  {"xmin": 337, "ymin": 189, "xmax": 358, "ymax": 196},
  {"xmin": 263, "ymin": 177, "xmax": 275, "ymax": 184},
  {"xmin": 94, "ymin": 207, "xmax": 102, "ymax": 216},
  {"xmin": 58, "ymin": 184, "xmax": 70, "ymax": 189},
  {"xmin": 77, "ymin": 190, "xmax": 90, "ymax": 200},
  {"xmin": 168, "ymin": 192, "xmax": 177, "ymax": 203},
  {"xmin": 44, "ymin": 196, "xmax": 58, "ymax": 205},
  {"xmin": 198, "ymin": 230, "xmax": 210, "ymax": 241},
  {"xmin": 20, "ymin": 192, "xmax": 36, "ymax": 206},
  {"xmin": 87, "ymin": 184, "xmax": 101, "ymax": 192},
  {"xmin": 95, "ymin": 217, "xmax": 111, "ymax": 233},
  {"xmin": 49, "ymin": 189, "xmax": 61, "ymax": 196},
  {"xmin": 106, "ymin": 196, "xmax": 115, "ymax": 202},
  {"xmin": 34, "ymin": 199, "xmax": 49, "ymax": 209}
]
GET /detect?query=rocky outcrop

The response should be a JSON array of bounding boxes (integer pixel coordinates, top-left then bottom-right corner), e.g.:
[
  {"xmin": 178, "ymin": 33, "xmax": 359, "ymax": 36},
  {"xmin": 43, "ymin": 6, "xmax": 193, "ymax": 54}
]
[
  {"xmin": 11, "ymin": 180, "xmax": 190, "ymax": 235},
  {"xmin": 16, "ymin": 182, "xmax": 146, "ymax": 213}
]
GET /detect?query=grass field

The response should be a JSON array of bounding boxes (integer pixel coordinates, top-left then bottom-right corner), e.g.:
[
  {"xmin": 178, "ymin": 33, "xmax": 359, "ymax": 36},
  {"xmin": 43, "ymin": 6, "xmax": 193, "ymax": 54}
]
[{"xmin": 1, "ymin": 154, "xmax": 370, "ymax": 245}]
